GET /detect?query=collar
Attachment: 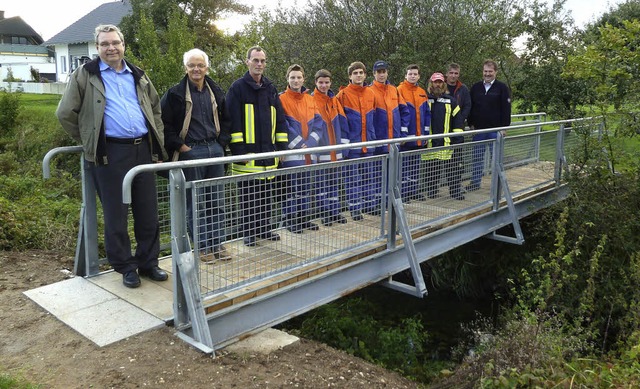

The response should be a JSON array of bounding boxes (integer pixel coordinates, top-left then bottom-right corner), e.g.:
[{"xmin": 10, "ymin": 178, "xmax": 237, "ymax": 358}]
[{"xmin": 99, "ymin": 59, "xmax": 129, "ymax": 73}]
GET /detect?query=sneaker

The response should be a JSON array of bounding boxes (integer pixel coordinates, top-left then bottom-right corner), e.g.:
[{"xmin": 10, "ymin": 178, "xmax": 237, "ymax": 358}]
[
  {"xmin": 333, "ymin": 214, "xmax": 348, "ymax": 224},
  {"xmin": 301, "ymin": 221, "xmax": 319, "ymax": 231},
  {"xmin": 465, "ymin": 183, "xmax": 480, "ymax": 192},
  {"xmin": 364, "ymin": 208, "xmax": 381, "ymax": 216},
  {"xmin": 322, "ymin": 218, "xmax": 333, "ymax": 227},
  {"xmin": 213, "ymin": 245, "xmax": 232, "ymax": 261},
  {"xmin": 286, "ymin": 223, "xmax": 303, "ymax": 234},
  {"xmin": 243, "ymin": 236, "xmax": 257, "ymax": 246},
  {"xmin": 259, "ymin": 231, "xmax": 281, "ymax": 241},
  {"xmin": 351, "ymin": 211, "xmax": 364, "ymax": 221},
  {"xmin": 409, "ymin": 194, "xmax": 426, "ymax": 201}
]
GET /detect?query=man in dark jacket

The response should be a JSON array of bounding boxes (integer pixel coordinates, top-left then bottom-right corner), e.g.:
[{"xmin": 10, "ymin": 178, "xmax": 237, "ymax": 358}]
[
  {"xmin": 226, "ymin": 46, "xmax": 289, "ymax": 246},
  {"xmin": 446, "ymin": 63, "xmax": 471, "ymax": 127},
  {"xmin": 162, "ymin": 48, "xmax": 232, "ymax": 261},
  {"xmin": 56, "ymin": 24, "xmax": 167, "ymax": 288},
  {"xmin": 467, "ymin": 59, "xmax": 511, "ymax": 191}
]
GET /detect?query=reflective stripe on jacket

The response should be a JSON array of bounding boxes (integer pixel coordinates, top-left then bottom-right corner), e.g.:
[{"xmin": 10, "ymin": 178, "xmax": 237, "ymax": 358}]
[
  {"xmin": 422, "ymin": 94, "xmax": 464, "ymax": 161},
  {"xmin": 226, "ymin": 72, "xmax": 288, "ymax": 173}
]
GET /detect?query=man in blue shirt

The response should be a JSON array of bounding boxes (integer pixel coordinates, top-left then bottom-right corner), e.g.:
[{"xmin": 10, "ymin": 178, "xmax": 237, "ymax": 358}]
[{"xmin": 57, "ymin": 24, "xmax": 167, "ymax": 288}]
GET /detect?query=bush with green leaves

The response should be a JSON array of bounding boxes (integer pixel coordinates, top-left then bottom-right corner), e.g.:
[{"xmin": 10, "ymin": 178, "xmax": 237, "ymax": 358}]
[{"xmin": 0, "ymin": 90, "xmax": 21, "ymax": 135}]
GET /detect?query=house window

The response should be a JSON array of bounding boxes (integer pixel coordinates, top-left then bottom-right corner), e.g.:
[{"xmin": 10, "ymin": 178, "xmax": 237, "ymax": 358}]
[
  {"xmin": 11, "ymin": 36, "xmax": 28, "ymax": 45},
  {"xmin": 60, "ymin": 56, "xmax": 67, "ymax": 73}
]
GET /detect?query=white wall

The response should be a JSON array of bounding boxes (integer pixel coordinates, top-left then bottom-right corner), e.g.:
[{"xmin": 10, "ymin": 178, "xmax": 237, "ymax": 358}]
[
  {"xmin": 0, "ymin": 55, "xmax": 55, "ymax": 82},
  {"xmin": 54, "ymin": 44, "xmax": 70, "ymax": 83}
]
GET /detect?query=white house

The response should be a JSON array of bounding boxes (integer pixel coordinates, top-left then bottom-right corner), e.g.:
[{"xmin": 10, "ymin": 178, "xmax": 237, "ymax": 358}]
[
  {"xmin": 42, "ymin": 0, "xmax": 132, "ymax": 82},
  {"xmin": 0, "ymin": 10, "xmax": 56, "ymax": 82}
]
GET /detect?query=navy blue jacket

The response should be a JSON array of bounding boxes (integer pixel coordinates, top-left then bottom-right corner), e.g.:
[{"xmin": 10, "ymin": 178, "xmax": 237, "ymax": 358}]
[{"xmin": 468, "ymin": 79, "xmax": 511, "ymax": 130}]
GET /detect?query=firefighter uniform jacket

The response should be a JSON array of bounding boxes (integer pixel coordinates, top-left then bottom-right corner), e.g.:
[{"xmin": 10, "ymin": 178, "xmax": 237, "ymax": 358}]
[
  {"xmin": 279, "ymin": 86, "xmax": 324, "ymax": 166},
  {"xmin": 226, "ymin": 72, "xmax": 288, "ymax": 174},
  {"xmin": 312, "ymin": 89, "xmax": 347, "ymax": 162},
  {"xmin": 423, "ymin": 93, "xmax": 464, "ymax": 160},
  {"xmin": 370, "ymin": 80, "xmax": 411, "ymax": 153},
  {"xmin": 336, "ymin": 83, "xmax": 376, "ymax": 158},
  {"xmin": 397, "ymin": 80, "xmax": 431, "ymax": 148}
]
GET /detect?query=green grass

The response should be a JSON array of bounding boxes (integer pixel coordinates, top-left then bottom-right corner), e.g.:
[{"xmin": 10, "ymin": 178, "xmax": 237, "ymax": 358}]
[{"xmin": 0, "ymin": 372, "xmax": 38, "ymax": 389}]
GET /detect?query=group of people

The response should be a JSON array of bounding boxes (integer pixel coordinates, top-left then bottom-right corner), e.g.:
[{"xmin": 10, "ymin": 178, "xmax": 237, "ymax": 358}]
[{"xmin": 55, "ymin": 24, "xmax": 511, "ymax": 288}]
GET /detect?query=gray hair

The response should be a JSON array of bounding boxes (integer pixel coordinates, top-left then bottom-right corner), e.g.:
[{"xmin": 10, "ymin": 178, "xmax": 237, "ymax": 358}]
[
  {"xmin": 183, "ymin": 48, "xmax": 210, "ymax": 67},
  {"xmin": 94, "ymin": 24, "xmax": 124, "ymax": 44}
]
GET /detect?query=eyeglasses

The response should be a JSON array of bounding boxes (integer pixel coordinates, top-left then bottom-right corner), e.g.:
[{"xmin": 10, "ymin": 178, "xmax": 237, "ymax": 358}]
[
  {"xmin": 186, "ymin": 63, "xmax": 207, "ymax": 69},
  {"xmin": 98, "ymin": 40, "xmax": 122, "ymax": 48}
]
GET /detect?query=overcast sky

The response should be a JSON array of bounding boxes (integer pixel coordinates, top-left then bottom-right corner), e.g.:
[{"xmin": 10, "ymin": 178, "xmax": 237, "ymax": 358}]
[{"xmin": 1, "ymin": 0, "xmax": 624, "ymax": 41}]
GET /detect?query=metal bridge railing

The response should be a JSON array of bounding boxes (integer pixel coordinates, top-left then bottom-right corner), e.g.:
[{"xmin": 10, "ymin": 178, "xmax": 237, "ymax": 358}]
[{"xmin": 43, "ymin": 116, "xmax": 600, "ymax": 351}]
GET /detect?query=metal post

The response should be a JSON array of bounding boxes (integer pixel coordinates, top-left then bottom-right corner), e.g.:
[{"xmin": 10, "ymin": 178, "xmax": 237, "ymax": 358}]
[
  {"xmin": 555, "ymin": 124, "xmax": 566, "ymax": 184},
  {"xmin": 75, "ymin": 157, "xmax": 100, "ymax": 276},
  {"xmin": 491, "ymin": 135, "xmax": 502, "ymax": 211},
  {"xmin": 169, "ymin": 167, "xmax": 214, "ymax": 353}
]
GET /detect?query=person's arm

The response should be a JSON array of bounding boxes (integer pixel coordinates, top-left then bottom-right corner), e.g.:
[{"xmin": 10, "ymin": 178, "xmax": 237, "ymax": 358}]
[
  {"xmin": 216, "ymin": 92, "xmax": 232, "ymax": 149},
  {"xmin": 274, "ymin": 93, "xmax": 289, "ymax": 151},
  {"xmin": 147, "ymin": 77, "xmax": 167, "ymax": 161},
  {"xmin": 398, "ymin": 91, "xmax": 410, "ymax": 137},
  {"xmin": 226, "ymin": 85, "xmax": 248, "ymax": 156},
  {"xmin": 500, "ymin": 83, "xmax": 512, "ymax": 127},
  {"xmin": 55, "ymin": 70, "xmax": 82, "ymax": 142},
  {"xmin": 160, "ymin": 89, "xmax": 186, "ymax": 155},
  {"xmin": 459, "ymin": 85, "xmax": 472, "ymax": 125}
]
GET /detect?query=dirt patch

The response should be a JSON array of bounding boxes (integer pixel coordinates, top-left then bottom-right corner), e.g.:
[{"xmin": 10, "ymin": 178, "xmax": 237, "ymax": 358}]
[{"xmin": 0, "ymin": 250, "xmax": 418, "ymax": 388}]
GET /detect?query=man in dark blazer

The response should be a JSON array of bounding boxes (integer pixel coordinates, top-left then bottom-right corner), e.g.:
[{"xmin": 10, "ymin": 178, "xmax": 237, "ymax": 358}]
[{"xmin": 466, "ymin": 59, "xmax": 511, "ymax": 191}]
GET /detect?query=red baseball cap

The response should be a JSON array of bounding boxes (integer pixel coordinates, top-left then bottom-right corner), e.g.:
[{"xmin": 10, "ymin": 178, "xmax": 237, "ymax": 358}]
[{"xmin": 430, "ymin": 72, "xmax": 445, "ymax": 82}]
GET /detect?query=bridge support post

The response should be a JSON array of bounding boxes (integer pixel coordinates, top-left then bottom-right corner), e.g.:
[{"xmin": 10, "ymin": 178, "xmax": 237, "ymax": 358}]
[
  {"xmin": 380, "ymin": 146, "xmax": 428, "ymax": 298},
  {"xmin": 74, "ymin": 156, "xmax": 101, "ymax": 276},
  {"xmin": 486, "ymin": 132, "xmax": 524, "ymax": 244},
  {"xmin": 169, "ymin": 168, "xmax": 214, "ymax": 354}
]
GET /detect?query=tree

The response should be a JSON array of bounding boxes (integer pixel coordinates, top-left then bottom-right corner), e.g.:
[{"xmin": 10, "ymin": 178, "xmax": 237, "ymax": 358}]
[
  {"xmin": 129, "ymin": 9, "xmax": 196, "ymax": 95},
  {"xmin": 236, "ymin": 0, "xmax": 528, "ymax": 91},
  {"xmin": 121, "ymin": 0, "xmax": 250, "ymax": 59},
  {"xmin": 512, "ymin": 0, "xmax": 591, "ymax": 117}
]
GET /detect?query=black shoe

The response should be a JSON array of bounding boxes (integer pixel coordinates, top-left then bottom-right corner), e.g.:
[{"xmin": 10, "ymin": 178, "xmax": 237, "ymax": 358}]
[
  {"xmin": 364, "ymin": 208, "xmax": 381, "ymax": 216},
  {"xmin": 286, "ymin": 224, "xmax": 304, "ymax": 234},
  {"xmin": 243, "ymin": 236, "xmax": 257, "ymax": 246},
  {"xmin": 138, "ymin": 266, "xmax": 168, "ymax": 281},
  {"xmin": 302, "ymin": 221, "xmax": 319, "ymax": 231},
  {"xmin": 465, "ymin": 184, "xmax": 480, "ymax": 192},
  {"xmin": 259, "ymin": 231, "xmax": 281, "ymax": 241},
  {"xmin": 409, "ymin": 194, "xmax": 426, "ymax": 201},
  {"xmin": 322, "ymin": 218, "xmax": 333, "ymax": 227},
  {"xmin": 123, "ymin": 271, "xmax": 141, "ymax": 288},
  {"xmin": 352, "ymin": 211, "xmax": 364, "ymax": 221},
  {"xmin": 333, "ymin": 214, "xmax": 348, "ymax": 224}
]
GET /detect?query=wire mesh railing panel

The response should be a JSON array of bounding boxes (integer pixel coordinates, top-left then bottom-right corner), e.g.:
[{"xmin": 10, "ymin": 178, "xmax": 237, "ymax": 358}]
[
  {"xmin": 400, "ymin": 142, "xmax": 491, "ymax": 230},
  {"xmin": 502, "ymin": 131, "xmax": 559, "ymax": 195},
  {"xmin": 188, "ymin": 156, "xmax": 388, "ymax": 295},
  {"xmin": 156, "ymin": 176, "xmax": 171, "ymax": 250}
]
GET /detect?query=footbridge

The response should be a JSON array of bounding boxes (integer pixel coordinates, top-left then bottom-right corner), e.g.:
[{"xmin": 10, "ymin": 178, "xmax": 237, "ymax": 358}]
[{"xmin": 43, "ymin": 114, "xmax": 600, "ymax": 354}]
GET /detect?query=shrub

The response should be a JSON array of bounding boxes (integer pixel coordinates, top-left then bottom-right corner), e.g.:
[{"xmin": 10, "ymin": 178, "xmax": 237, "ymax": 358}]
[{"xmin": 0, "ymin": 90, "xmax": 21, "ymax": 135}]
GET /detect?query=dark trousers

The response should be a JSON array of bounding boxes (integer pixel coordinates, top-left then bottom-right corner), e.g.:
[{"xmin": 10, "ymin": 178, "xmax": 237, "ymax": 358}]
[
  {"xmin": 90, "ymin": 141, "xmax": 159, "ymax": 274},
  {"xmin": 344, "ymin": 153, "xmax": 377, "ymax": 214},
  {"xmin": 425, "ymin": 152, "xmax": 463, "ymax": 198},
  {"xmin": 316, "ymin": 164, "xmax": 342, "ymax": 219},
  {"xmin": 238, "ymin": 178, "xmax": 274, "ymax": 238},
  {"xmin": 179, "ymin": 141, "xmax": 226, "ymax": 251}
]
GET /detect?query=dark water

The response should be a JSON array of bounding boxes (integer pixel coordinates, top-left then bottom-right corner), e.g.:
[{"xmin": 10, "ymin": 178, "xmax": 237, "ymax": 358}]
[{"xmin": 281, "ymin": 281, "xmax": 497, "ymax": 361}]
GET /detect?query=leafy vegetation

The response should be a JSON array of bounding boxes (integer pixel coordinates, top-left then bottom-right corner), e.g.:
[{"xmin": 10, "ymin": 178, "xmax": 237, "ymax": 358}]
[{"xmin": 3, "ymin": 0, "xmax": 640, "ymax": 386}]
